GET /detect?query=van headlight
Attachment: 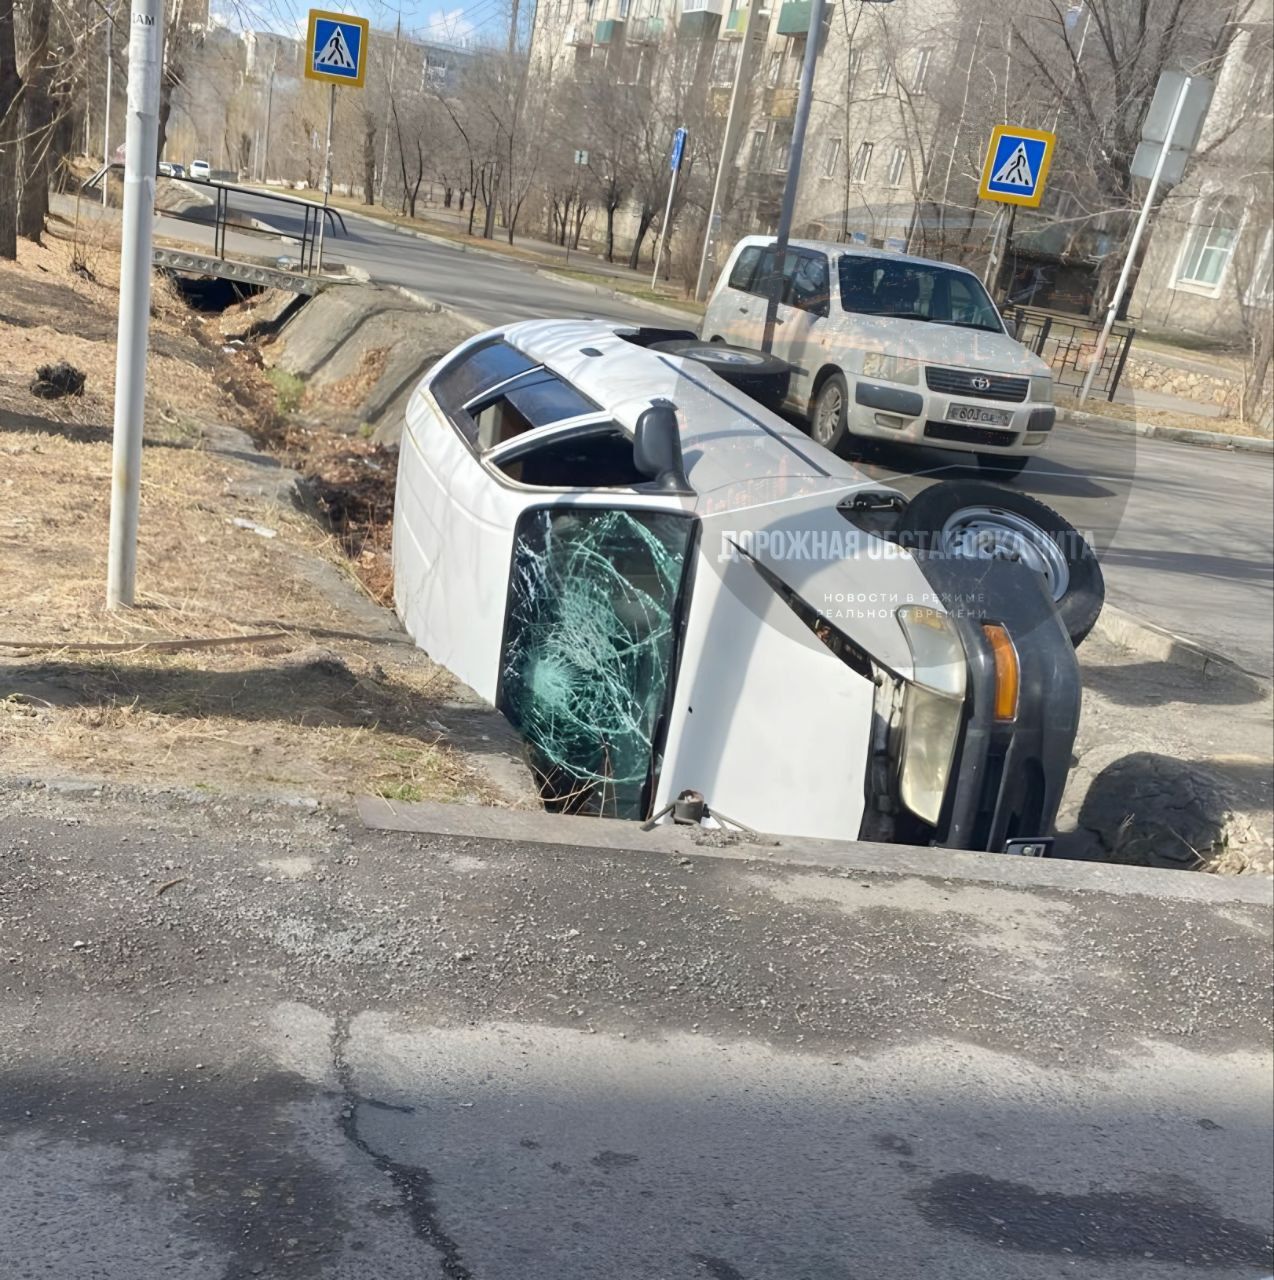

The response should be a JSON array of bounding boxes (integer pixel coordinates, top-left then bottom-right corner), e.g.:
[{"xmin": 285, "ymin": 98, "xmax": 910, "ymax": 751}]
[
  {"xmin": 897, "ymin": 606, "xmax": 967, "ymax": 826},
  {"xmin": 862, "ymin": 353, "xmax": 922, "ymax": 385},
  {"xmin": 1030, "ymin": 374, "xmax": 1053, "ymax": 403}
]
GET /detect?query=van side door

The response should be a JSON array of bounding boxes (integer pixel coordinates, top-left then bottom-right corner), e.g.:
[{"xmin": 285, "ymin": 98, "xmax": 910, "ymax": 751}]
[{"xmin": 771, "ymin": 248, "xmax": 831, "ymax": 410}]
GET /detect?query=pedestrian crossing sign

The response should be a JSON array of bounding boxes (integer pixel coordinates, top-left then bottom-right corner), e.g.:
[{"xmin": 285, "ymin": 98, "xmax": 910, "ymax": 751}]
[
  {"xmin": 306, "ymin": 9, "xmax": 369, "ymax": 87},
  {"xmin": 978, "ymin": 125, "xmax": 1056, "ymax": 207}
]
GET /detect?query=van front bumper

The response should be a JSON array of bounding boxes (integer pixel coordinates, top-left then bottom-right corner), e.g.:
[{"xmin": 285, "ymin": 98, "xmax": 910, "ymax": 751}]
[{"xmin": 849, "ymin": 379, "xmax": 1055, "ymax": 453}]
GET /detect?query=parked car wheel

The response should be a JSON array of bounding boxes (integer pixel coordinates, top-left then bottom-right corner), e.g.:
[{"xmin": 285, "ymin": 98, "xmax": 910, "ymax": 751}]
[
  {"xmin": 896, "ymin": 480, "xmax": 1105, "ymax": 646},
  {"xmin": 810, "ymin": 372, "xmax": 860, "ymax": 458},
  {"xmin": 976, "ymin": 452, "xmax": 1031, "ymax": 478},
  {"xmin": 650, "ymin": 340, "xmax": 791, "ymax": 413}
]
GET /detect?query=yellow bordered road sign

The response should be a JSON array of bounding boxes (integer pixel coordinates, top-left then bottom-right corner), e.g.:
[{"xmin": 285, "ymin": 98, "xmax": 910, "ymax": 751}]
[
  {"xmin": 978, "ymin": 125, "xmax": 1056, "ymax": 208},
  {"xmin": 306, "ymin": 10, "xmax": 369, "ymax": 88}
]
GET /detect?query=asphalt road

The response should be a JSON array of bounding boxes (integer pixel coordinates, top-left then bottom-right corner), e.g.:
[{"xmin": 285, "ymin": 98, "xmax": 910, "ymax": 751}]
[
  {"xmin": 1, "ymin": 783, "xmax": 1271, "ymax": 1280},
  {"xmin": 121, "ymin": 185, "xmax": 1274, "ymax": 676}
]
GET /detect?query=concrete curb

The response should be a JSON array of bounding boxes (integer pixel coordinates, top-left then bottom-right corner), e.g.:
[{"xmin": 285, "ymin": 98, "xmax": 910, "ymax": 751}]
[
  {"xmin": 1060, "ymin": 406, "xmax": 1274, "ymax": 454},
  {"xmin": 1094, "ymin": 603, "xmax": 1272, "ymax": 699},
  {"xmin": 357, "ymin": 797, "xmax": 1274, "ymax": 905}
]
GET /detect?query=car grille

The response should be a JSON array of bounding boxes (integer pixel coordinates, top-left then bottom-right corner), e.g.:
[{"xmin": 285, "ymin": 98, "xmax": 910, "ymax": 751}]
[
  {"xmin": 925, "ymin": 367, "xmax": 1029, "ymax": 403},
  {"xmin": 924, "ymin": 421, "xmax": 1019, "ymax": 448}
]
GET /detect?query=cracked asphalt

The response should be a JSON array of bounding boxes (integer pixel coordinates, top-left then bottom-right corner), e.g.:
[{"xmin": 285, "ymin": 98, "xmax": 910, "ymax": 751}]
[{"xmin": 1, "ymin": 781, "xmax": 1271, "ymax": 1280}]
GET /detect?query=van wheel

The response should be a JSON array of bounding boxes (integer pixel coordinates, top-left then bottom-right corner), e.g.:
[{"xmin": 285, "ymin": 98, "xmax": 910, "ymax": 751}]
[
  {"xmin": 896, "ymin": 480, "xmax": 1105, "ymax": 646},
  {"xmin": 650, "ymin": 340, "xmax": 791, "ymax": 413},
  {"xmin": 811, "ymin": 373, "xmax": 856, "ymax": 457}
]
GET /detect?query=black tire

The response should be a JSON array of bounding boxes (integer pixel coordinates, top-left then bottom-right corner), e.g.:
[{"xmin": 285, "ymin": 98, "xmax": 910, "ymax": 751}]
[
  {"xmin": 896, "ymin": 480, "xmax": 1105, "ymax": 647},
  {"xmin": 650, "ymin": 339, "xmax": 791, "ymax": 413},
  {"xmin": 809, "ymin": 372, "xmax": 856, "ymax": 458},
  {"xmin": 976, "ymin": 452, "xmax": 1031, "ymax": 478}
]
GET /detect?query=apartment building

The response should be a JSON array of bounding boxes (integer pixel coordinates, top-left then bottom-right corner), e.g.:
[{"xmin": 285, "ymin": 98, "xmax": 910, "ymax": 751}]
[{"xmin": 1132, "ymin": 0, "xmax": 1273, "ymax": 343}]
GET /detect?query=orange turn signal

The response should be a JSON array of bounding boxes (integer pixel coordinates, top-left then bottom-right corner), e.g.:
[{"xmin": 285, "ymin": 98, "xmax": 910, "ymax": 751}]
[{"xmin": 982, "ymin": 624, "xmax": 1020, "ymax": 722}]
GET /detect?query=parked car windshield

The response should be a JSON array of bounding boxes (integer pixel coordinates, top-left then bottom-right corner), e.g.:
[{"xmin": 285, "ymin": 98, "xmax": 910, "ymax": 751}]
[{"xmin": 838, "ymin": 256, "xmax": 1004, "ymax": 333}]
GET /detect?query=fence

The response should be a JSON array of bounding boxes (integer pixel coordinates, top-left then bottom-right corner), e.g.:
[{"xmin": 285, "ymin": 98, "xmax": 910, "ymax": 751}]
[{"xmin": 1007, "ymin": 306, "xmax": 1135, "ymax": 402}]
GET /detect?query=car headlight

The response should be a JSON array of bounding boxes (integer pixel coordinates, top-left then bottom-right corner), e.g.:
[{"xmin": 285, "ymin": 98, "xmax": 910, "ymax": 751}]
[
  {"xmin": 861, "ymin": 353, "xmax": 922, "ymax": 385},
  {"xmin": 897, "ymin": 606, "xmax": 967, "ymax": 826},
  {"xmin": 1030, "ymin": 374, "xmax": 1053, "ymax": 404}
]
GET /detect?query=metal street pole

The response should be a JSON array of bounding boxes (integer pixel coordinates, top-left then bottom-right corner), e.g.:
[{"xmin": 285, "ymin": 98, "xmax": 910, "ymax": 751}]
[
  {"xmin": 694, "ymin": 2, "xmax": 767, "ymax": 301},
  {"xmin": 314, "ymin": 82, "xmax": 336, "ymax": 274},
  {"xmin": 651, "ymin": 134, "xmax": 685, "ymax": 288},
  {"xmin": 378, "ymin": 14, "xmax": 400, "ymax": 204},
  {"xmin": 261, "ymin": 51, "xmax": 276, "ymax": 181},
  {"xmin": 1078, "ymin": 73, "xmax": 1191, "ymax": 403},
  {"xmin": 106, "ymin": 0, "xmax": 164, "ymax": 608},
  {"xmin": 101, "ymin": 10, "xmax": 114, "ymax": 206},
  {"xmin": 761, "ymin": 0, "xmax": 825, "ymax": 353}
]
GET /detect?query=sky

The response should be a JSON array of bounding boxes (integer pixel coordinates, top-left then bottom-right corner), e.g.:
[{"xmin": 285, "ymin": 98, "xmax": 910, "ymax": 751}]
[{"xmin": 209, "ymin": 0, "xmax": 513, "ymax": 47}]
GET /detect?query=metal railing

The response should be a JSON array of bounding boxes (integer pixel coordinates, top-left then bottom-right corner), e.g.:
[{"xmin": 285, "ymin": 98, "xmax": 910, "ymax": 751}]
[
  {"xmin": 81, "ymin": 165, "xmax": 347, "ymax": 275},
  {"xmin": 1007, "ymin": 305, "xmax": 1136, "ymax": 403}
]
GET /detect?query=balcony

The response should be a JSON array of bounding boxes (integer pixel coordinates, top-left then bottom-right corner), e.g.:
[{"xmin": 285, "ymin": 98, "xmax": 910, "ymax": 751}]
[
  {"xmin": 721, "ymin": 5, "xmax": 748, "ymax": 36},
  {"xmin": 594, "ymin": 17, "xmax": 625, "ymax": 44},
  {"xmin": 776, "ymin": 0, "xmax": 810, "ymax": 34},
  {"xmin": 764, "ymin": 85, "xmax": 797, "ymax": 117},
  {"xmin": 679, "ymin": 0, "xmax": 724, "ymax": 38},
  {"xmin": 627, "ymin": 15, "xmax": 666, "ymax": 42},
  {"xmin": 565, "ymin": 22, "xmax": 593, "ymax": 45},
  {"xmin": 742, "ymin": 169, "xmax": 785, "ymax": 201},
  {"xmin": 708, "ymin": 85, "xmax": 732, "ymax": 114}
]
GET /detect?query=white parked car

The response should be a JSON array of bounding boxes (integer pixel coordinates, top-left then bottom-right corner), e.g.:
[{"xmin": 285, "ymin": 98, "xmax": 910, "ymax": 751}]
[
  {"xmin": 188, "ymin": 159, "xmax": 211, "ymax": 180},
  {"xmin": 703, "ymin": 237, "xmax": 1056, "ymax": 476},
  {"xmin": 393, "ymin": 319, "xmax": 1102, "ymax": 853}
]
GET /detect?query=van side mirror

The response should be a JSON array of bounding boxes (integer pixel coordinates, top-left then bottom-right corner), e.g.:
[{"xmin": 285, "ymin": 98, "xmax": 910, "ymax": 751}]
[{"xmin": 634, "ymin": 400, "xmax": 693, "ymax": 495}]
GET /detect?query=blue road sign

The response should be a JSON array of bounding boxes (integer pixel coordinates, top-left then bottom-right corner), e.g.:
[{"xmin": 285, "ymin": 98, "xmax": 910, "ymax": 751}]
[
  {"xmin": 978, "ymin": 125, "xmax": 1056, "ymax": 208},
  {"xmin": 306, "ymin": 9, "xmax": 369, "ymax": 88},
  {"xmin": 670, "ymin": 126, "xmax": 688, "ymax": 173}
]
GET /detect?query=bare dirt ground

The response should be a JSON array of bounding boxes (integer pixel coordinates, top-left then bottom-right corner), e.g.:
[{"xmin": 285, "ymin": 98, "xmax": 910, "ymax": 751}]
[{"xmin": 1, "ymin": 222, "xmax": 533, "ymax": 809}]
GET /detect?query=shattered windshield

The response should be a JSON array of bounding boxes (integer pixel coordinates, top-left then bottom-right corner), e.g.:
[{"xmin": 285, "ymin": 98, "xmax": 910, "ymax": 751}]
[{"xmin": 499, "ymin": 507, "xmax": 696, "ymax": 819}]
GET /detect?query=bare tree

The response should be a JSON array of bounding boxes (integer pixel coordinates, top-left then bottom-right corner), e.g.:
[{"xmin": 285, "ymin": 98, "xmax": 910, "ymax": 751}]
[{"xmin": 0, "ymin": 0, "xmax": 20, "ymax": 258}]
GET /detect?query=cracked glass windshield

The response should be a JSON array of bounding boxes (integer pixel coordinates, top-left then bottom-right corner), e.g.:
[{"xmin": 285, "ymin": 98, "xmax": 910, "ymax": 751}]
[{"xmin": 499, "ymin": 507, "xmax": 695, "ymax": 819}]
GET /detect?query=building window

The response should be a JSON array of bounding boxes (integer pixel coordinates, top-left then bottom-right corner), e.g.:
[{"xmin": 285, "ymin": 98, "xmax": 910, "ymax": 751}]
[
  {"xmin": 767, "ymin": 50, "xmax": 783, "ymax": 86},
  {"xmin": 848, "ymin": 48, "xmax": 862, "ymax": 82},
  {"xmin": 748, "ymin": 129, "xmax": 767, "ymax": 169},
  {"xmin": 850, "ymin": 140, "xmax": 874, "ymax": 183},
  {"xmin": 618, "ymin": 0, "xmax": 631, "ymax": 18},
  {"xmin": 712, "ymin": 40, "xmax": 738, "ymax": 84},
  {"xmin": 913, "ymin": 47, "xmax": 933, "ymax": 93},
  {"xmin": 822, "ymin": 136, "xmax": 842, "ymax": 178},
  {"xmin": 1177, "ymin": 195, "xmax": 1242, "ymax": 290},
  {"xmin": 886, "ymin": 144, "xmax": 906, "ymax": 187},
  {"xmin": 771, "ymin": 123, "xmax": 794, "ymax": 173},
  {"xmin": 874, "ymin": 59, "xmax": 891, "ymax": 93}
]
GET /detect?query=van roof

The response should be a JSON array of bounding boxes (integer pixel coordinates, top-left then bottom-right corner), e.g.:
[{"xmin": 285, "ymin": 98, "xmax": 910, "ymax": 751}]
[
  {"xmin": 498, "ymin": 319, "xmax": 888, "ymax": 513},
  {"xmin": 732, "ymin": 234, "xmax": 980, "ymax": 278}
]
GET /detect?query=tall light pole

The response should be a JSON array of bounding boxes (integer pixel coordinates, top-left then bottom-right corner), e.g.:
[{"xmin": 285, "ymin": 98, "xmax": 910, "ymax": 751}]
[
  {"xmin": 102, "ymin": 9, "xmax": 114, "ymax": 206},
  {"xmin": 760, "ymin": 0, "xmax": 827, "ymax": 352},
  {"xmin": 106, "ymin": 0, "xmax": 164, "ymax": 608},
  {"xmin": 694, "ymin": 2, "xmax": 768, "ymax": 301}
]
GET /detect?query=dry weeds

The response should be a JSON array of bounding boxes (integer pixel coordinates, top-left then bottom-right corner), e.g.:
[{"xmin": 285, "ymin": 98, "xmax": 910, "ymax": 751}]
[{"xmin": 1, "ymin": 232, "xmax": 522, "ymax": 807}]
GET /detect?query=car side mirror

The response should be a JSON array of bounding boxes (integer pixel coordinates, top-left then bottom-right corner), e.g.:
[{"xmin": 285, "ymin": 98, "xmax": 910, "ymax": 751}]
[
  {"xmin": 634, "ymin": 400, "xmax": 693, "ymax": 495},
  {"xmin": 1003, "ymin": 317, "xmax": 1019, "ymax": 340}
]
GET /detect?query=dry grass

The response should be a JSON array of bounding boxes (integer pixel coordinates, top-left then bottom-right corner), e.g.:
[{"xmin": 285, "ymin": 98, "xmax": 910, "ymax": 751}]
[{"xmin": 0, "ymin": 233, "xmax": 521, "ymax": 807}]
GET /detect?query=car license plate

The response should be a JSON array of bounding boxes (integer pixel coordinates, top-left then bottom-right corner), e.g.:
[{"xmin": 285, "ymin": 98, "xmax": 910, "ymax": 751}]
[{"xmin": 946, "ymin": 403, "xmax": 1012, "ymax": 427}]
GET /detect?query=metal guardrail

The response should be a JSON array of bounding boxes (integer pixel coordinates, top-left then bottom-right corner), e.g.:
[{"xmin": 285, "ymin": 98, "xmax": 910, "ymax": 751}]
[
  {"xmin": 1008, "ymin": 305, "xmax": 1136, "ymax": 403},
  {"xmin": 80, "ymin": 164, "xmax": 347, "ymax": 275}
]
